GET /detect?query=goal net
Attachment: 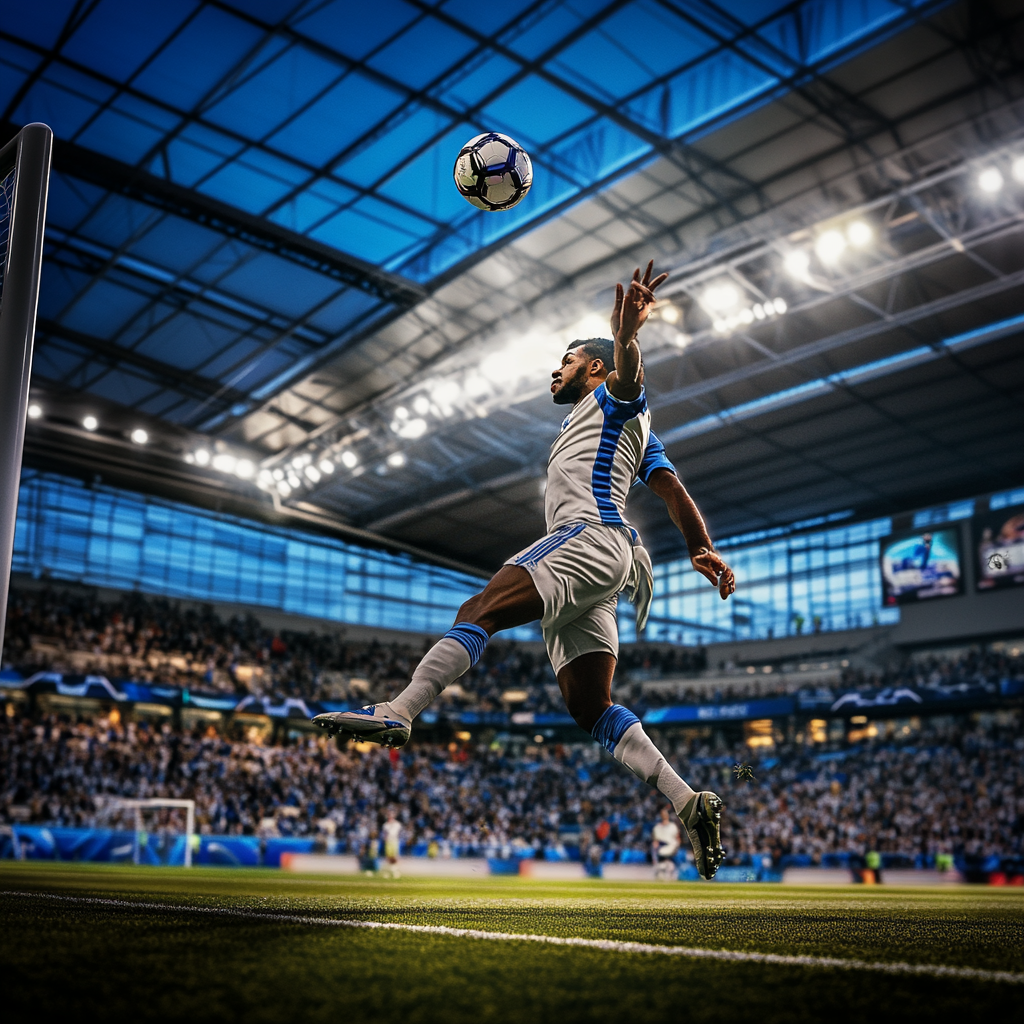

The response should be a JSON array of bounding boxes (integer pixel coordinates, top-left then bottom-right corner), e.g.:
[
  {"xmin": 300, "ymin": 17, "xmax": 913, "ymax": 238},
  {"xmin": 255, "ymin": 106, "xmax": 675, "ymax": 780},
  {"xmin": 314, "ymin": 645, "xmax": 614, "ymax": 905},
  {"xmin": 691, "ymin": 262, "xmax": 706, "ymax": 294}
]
[{"xmin": 99, "ymin": 798, "xmax": 197, "ymax": 867}]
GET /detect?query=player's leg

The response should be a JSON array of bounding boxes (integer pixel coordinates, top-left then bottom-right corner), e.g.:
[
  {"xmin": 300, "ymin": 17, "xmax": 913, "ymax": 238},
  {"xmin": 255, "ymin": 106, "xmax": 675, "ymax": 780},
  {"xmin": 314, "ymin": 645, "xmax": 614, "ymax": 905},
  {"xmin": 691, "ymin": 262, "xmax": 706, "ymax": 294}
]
[
  {"xmin": 312, "ymin": 565, "xmax": 542, "ymax": 746},
  {"xmin": 553, "ymin": 627, "xmax": 725, "ymax": 880}
]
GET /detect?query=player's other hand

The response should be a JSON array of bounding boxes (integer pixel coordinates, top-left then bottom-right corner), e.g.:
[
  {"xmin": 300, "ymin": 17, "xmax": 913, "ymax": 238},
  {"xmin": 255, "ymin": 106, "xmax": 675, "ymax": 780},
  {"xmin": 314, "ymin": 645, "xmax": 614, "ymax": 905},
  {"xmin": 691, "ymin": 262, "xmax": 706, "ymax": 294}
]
[
  {"xmin": 691, "ymin": 549, "xmax": 735, "ymax": 599},
  {"xmin": 611, "ymin": 260, "xmax": 668, "ymax": 339}
]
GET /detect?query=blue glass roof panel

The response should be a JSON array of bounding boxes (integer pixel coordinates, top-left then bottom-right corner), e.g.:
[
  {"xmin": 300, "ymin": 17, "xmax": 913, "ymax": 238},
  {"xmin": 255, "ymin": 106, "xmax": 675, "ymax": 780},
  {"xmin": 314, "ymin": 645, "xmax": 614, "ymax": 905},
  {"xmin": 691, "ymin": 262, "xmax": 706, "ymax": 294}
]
[
  {"xmin": 290, "ymin": 0, "xmax": 420, "ymax": 62},
  {"xmin": 203, "ymin": 42, "xmax": 342, "ymax": 140},
  {"xmin": 305, "ymin": 288, "xmax": 383, "ymax": 335},
  {"xmin": 196, "ymin": 148, "xmax": 310, "ymax": 214},
  {"xmin": 482, "ymin": 74, "xmax": 594, "ymax": 147},
  {"xmin": 366, "ymin": 16, "xmax": 478, "ymax": 91},
  {"xmin": 127, "ymin": 219, "xmax": 230, "ymax": 276},
  {"xmin": 14, "ymin": 62, "xmax": 115, "ymax": 138},
  {"xmin": 136, "ymin": 312, "xmax": 245, "ymax": 371},
  {"xmin": 163, "ymin": 122, "xmax": 247, "ymax": 186},
  {"xmin": 434, "ymin": 51, "xmax": 520, "ymax": 112},
  {"xmin": 506, "ymin": 3, "xmax": 587, "ymax": 60},
  {"xmin": 438, "ymin": 0, "xmax": 542, "ymax": 37},
  {"xmin": 0, "ymin": 0, "xmax": 78, "ymax": 50},
  {"xmin": 334, "ymin": 106, "xmax": 452, "ymax": 189},
  {"xmin": 0, "ymin": 38, "xmax": 40, "ymax": 109},
  {"xmin": 76, "ymin": 100, "xmax": 179, "ymax": 166},
  {"xmin": 46, "ymin": 173, "xmax": 108, "ymax": 230},
  {"xmin": 131, "ymin": 5, "xmax": 265, "ymax": 109},
  {"xmin": 60, "ymin": 278, "xmax": 157, "ymax": 338},
  {"xmin": 310, "ymin": 197, "xmax": 433, "ymax": 265},
  {"xmin": 267, "ymin": 182, "xmax": 359, "ymax": 235},
  {"xmin": 88, "ymin": 367, "xmax": 163, "ymax": 407},
  {"xmin": 59, "ymin": 0, "xmax": 198, "ymax": 83},
  {"xmin": 266, "ymin": 71, "xmax": 405, "ymax": 168},
  {"xmin": 215, "ymin": 253, "xmax": 342, "ymax": 320}
]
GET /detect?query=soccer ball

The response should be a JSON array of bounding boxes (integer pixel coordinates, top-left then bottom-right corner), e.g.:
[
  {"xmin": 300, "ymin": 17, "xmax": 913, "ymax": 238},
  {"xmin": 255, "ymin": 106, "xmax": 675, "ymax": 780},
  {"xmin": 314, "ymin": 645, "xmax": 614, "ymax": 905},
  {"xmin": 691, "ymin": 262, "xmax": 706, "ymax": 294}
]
[{"xmin": 453, "ymin": 132, "xmax": 533, "ymax": 212}]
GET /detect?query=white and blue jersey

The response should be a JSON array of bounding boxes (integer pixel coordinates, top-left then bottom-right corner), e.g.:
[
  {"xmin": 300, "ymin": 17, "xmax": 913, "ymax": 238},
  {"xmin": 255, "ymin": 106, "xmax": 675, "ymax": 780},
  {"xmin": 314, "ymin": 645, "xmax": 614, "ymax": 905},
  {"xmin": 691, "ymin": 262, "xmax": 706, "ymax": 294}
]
[{"xmin": 544, "ymin": 383, "xmax": 673, "ymax": 538}]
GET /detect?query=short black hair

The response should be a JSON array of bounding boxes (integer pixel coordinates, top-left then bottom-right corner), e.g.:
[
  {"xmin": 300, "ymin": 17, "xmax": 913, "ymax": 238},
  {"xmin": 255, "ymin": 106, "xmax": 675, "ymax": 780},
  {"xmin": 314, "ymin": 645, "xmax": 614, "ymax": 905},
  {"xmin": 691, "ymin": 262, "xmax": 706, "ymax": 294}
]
[{"xmin": 568, "ymin": 337, "xmax": 615, "ymax": 371}]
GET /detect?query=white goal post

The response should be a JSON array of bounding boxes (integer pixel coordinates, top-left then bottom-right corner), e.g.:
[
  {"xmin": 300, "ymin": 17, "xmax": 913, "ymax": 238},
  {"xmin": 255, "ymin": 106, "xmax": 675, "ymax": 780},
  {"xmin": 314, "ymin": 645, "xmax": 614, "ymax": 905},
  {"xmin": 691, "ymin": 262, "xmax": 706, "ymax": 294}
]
[{"xmin": 108, "ymin": 798, "xmax": 196, "ymax": 867}]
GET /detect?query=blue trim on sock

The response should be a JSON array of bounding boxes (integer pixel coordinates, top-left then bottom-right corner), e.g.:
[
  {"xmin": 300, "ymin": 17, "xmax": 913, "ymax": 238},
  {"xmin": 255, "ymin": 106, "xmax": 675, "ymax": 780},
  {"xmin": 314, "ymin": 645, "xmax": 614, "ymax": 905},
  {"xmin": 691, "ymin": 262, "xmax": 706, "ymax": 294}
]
[
  {"xmin": 443, "ymin": 622, "xmax": 489, "ymax": 666},
  {"xmin": 591, "ymin": 704, "xmax": 640, "ymax": 754}
]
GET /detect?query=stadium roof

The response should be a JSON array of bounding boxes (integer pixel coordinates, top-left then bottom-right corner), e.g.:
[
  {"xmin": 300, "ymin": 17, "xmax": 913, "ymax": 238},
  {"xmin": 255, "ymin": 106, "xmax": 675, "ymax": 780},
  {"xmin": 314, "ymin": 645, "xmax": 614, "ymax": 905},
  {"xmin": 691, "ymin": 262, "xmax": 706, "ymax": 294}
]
[{"xmin": 5, "ymin": 0, "xmax": 1024, "ymax": 572}]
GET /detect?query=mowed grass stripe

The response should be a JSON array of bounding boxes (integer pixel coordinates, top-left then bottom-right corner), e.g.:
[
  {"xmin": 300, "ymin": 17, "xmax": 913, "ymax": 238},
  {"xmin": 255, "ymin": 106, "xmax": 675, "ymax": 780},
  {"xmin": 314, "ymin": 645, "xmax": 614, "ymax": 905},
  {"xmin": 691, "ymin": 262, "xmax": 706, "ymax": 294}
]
[{"xmin": 5, "ymin": 889, "xmax": 1023, "ymax": 986}]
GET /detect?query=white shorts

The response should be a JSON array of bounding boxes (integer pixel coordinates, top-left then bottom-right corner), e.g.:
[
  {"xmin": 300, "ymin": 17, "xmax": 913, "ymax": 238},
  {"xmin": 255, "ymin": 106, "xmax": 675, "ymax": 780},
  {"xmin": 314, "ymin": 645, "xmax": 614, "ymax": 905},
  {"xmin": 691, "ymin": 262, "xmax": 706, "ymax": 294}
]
[{"xmin": 505, "ymin": 521, "xmax": 633, "ymax": 675}]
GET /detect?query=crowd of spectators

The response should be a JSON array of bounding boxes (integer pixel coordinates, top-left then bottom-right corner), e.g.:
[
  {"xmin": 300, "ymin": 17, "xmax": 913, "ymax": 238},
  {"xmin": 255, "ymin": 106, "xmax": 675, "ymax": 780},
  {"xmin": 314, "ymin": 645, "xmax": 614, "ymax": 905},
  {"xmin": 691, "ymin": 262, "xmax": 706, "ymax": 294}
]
[
  {"xmin": 1, "ymin": 705, "xmax": 1020, "ymax": 868},
  {"xmin": 6, "ymin": 585, "xmax": 1022, "ymax": 720}
]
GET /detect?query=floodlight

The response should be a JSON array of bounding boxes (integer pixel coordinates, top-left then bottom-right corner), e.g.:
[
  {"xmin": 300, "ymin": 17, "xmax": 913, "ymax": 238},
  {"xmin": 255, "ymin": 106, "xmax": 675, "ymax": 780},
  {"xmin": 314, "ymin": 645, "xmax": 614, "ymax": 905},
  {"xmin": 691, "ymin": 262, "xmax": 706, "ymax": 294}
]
[
  {"xmin": 413, "ymin": 395, "xmax": 430, "ymax": 415},
  {"xmin": 340, "ymin": 450, "xmax": 358, "ymax": 469},
  {"xmin": 702, "ymin": 283, "xmax": 739, "ymax": 311},
  {"xmin": 978, "ymin": 167, "xmax": 1003, "ymax": 193},
  {"xmin": 394, "ymin": 406, "xmax": 409, "ymax": 420},
  {"xmin": 235, "ymin": 459, "xmax": 254, "ymax": 479},
  {"xmin": 130, "ymin": 428, "xmax": 148, "ymax": 445},
  {"xmin": 772, "ymin": 297, "xmax": 787, "ymax": 314},
  {"xmin": 287, "ymin": 473, "xmax": 300, "ymax": 489},
  {"xmin": 318, "ymin": 459, "xmax": 334, "ymax": 474},
  {"xmin": 660, "ymin": 304, "xmax": 681, "ymax": 324},
  {"xmin": 194, "ymin": 448, "xmax": 210, "ymax": 466},
  {"xmin": 752, "ymin": 304, "xmax": 766, "ymax": 320},
  {"xmin": 258, "ymin": 469, "xmax": 273, "ymax": 485},
  {"xmin": 27, "ymin": 403, "xmax": 41, "ymax": 419},
  {"xmin": 815, "ymin": 230, "xmax": 846, "ymax": 264},
  {"xmin": 272, "ymin": 468, "xmax": 283, "ymax": 481},
  {"xmin": 1013, "ymin": 156, "xmax": 1024, "ymax": 183},
  {"xmin": 277, "ymin": 481, "xmax": 291, "ymax": 497},
  {"xmin": 304, "ymin": 465, "xmax": 321, "ymax": 483},
  {"xmin": 846, "ymin": 220, "xmax": 872, "ymax": 247},
  {"xmin": 82, "ymin": 415, "xmax": 98, "ymax": 431},
  {"xmin": 784, "ymin": 250, "xmax": 810, "ymax": 278},
  {"xmin": 212, "ymin": 453, "xmax": 236, "ymax": 473},
  {"xmin": 387, "ymin": 452, "xmax": 406, "ymax": 468}
]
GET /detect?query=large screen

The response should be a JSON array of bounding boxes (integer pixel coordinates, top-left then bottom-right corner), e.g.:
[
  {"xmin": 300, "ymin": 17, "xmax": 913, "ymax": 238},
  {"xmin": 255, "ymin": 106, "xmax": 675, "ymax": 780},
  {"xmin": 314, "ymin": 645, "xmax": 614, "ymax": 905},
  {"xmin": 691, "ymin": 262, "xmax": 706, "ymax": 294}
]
[
  {"xmin": 880, "ymin": 526, "xmax": 962, "ymax": 605},
  {"xmin": 974, "ymin": 503, "xmax": 1024, "ymax": 592}
]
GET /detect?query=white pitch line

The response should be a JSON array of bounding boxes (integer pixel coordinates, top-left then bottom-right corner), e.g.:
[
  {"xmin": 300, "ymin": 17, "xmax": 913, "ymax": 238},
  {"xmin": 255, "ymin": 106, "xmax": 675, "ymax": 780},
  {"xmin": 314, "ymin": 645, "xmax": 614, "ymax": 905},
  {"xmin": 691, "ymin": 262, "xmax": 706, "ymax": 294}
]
[{"xmin": 3, "ymin": 890, "xmax": 1022, "ymax": 985}]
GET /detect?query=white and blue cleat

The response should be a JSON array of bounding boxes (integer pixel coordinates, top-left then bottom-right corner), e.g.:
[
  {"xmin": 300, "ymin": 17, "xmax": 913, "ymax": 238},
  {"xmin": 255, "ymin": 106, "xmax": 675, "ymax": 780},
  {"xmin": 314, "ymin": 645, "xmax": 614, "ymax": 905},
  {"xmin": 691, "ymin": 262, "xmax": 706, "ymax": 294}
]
[
  {"xmin": 312, "ymin": 702, "xmax": 411, "ymax": 748},
  {"xmin": 680, "ymin": 791, "xmax": 726, "ymax": 880}
]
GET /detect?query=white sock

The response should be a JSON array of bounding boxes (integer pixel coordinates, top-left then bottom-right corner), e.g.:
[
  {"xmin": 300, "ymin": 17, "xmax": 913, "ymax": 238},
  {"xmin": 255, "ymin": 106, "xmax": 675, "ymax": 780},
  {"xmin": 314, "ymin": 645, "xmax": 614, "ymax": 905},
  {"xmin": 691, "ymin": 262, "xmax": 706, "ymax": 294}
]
[
  {"xmin": 613, "ymin": 722, "xmax": 696, "ymax": 816},
  {"xmin": 389, "ymin": 623, "xmax": 489, "ymax": 722}
]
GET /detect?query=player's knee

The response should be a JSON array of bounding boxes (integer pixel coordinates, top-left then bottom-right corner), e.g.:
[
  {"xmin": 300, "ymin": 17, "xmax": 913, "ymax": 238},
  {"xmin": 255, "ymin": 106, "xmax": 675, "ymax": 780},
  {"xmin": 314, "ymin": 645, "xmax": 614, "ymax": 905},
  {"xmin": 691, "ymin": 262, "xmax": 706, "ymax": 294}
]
[{"xmin": 565, "ymin": 693, "xmax": 611, "ymax": 734}]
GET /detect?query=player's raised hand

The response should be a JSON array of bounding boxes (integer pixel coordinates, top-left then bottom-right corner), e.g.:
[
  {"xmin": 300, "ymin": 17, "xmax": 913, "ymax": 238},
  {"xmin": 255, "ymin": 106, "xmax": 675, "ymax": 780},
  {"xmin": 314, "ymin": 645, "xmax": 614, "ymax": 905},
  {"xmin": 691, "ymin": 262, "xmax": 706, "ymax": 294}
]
[
  {"xmin": 691, "ymin": 548, "xmax": 736, "ymax": 600},
  {"xmin": 614, "ymin": 260, "xmax": 668, "ymax": 341}
]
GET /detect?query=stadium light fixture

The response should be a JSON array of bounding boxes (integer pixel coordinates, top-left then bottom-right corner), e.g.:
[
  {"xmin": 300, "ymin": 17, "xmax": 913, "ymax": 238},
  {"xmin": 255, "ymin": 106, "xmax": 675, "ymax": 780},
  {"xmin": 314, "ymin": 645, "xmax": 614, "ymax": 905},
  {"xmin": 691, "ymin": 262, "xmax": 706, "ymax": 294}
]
[
  {"xmin": 235, "ymin": 459, "xmax": 254, "ymax": 480},
  {"xmin": 194, "ymin": 448, "xmax": 210, "ymax": 466},
  {"xmin": 340, "ymin": 450, "xmax": 358, "ymax": 469},
  {"xmin": 846, "ymin": 220, "xmax": 872, "ymax": 247},
  {"xmin": 387, "ymin": 452, "xmax": 406, "ymax": 468},
  {"xmin": 276, "ymin": 481, "xmax": 291, "ymax": 497},
  {"xmin": 978, "ymin": 167, "xmax": 1003, "ymax": 193},
  {"xmin": 27, "ymin": 403, "xmax": 41, "ymax": 419},
  {"xmin": 272, "ymin": 468, "xmax": 284, "ymax": 481},
  {"xmin": 287, "ymin": 473, "xmax": 301, "ymax": 489},
  {"xmin": 702, "ymin": 283, "xmax": 740, "ymax": 312},
  {"xmin": 258, "ymin": 469, "xmax": 273, "ymax": 488},
  {"xmin": 304, "ymin": 465, "xmax": 321, "ymax": 483},
  {"xmin": 212, "ymin": 453, "xmax": 236, "ymax": 473},
  {"xmin": 815, "ymin": 229, "xmax": 846, "ymax": 264},
  {"xmin": 659, "ymin": 304, "xmax": 681, "ymax": 324},
  {"xmin": 413, "ymin": 395, "xmax": 431, "ymax": 415},
  {"xmin": 82, "ymin": 415, "xmax": 98, "ymax": 431},
  {"xmin": 1013, "ymin": 156, "xmax": 1024, "ymax": 183},
  {"xmin": 130, "ymin": 428, "xmax": 148, "ymax": 445},
  {"xmin": 394, "ymin": 406, "xmax": 409, "ymax": 421},
  {"xmin": 318, "ymin": 459, "xmax": 334, "ymax": 475}
]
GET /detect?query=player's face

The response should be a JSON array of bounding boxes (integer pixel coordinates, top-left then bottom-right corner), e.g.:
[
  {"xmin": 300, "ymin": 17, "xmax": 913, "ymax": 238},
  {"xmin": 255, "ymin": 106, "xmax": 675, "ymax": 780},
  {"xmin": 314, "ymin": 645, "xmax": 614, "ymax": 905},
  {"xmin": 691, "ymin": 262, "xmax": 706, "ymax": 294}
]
[{"xmin": 551, "ymin": 347, "xmax": 590, "ymax": 405}]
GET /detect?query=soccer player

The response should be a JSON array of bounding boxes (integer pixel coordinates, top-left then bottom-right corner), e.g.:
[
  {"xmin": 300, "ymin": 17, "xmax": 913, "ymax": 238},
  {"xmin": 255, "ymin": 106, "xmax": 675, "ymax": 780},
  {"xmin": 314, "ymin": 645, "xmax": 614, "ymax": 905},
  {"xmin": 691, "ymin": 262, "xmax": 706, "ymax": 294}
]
[
  {"xmin": 314, "ymin": 261, "xmax": 736, "ymax": 879},
  {"xmin": 381, "ymin": 809, "xmax": 402, "ymax": 878},
  {"xmin": 652, "ymin": 806, "xmax": 682, "ymax": 881}
]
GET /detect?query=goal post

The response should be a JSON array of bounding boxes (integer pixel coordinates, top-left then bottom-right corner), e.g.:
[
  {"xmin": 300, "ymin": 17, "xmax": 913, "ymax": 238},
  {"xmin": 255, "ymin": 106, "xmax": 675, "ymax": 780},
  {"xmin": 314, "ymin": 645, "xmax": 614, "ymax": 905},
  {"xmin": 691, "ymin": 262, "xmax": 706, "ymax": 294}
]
[
  {"xmin": 0, "ymin": 122, "xmax": 52, "ymax": 659},
  {"xmin": 107, "ymin": 798, "xmax": 197, "ymax": 867}
]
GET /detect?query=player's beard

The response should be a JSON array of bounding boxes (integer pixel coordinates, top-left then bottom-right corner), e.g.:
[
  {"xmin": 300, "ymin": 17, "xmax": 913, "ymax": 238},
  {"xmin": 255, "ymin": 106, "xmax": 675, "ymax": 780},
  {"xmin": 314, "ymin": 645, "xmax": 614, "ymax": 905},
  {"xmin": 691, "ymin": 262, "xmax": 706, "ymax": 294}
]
[{"xmin": 552, "ymin": 363, "xmax": 588, "ymax": 405}]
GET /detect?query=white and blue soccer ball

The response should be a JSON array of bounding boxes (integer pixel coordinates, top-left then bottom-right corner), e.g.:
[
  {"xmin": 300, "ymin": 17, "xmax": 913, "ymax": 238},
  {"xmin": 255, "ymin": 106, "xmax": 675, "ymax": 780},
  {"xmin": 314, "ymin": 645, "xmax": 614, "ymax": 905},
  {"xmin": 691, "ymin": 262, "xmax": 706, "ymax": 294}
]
[{"xmin": 453, "ymin": 132, "xmax": 533, "ymax": 212}]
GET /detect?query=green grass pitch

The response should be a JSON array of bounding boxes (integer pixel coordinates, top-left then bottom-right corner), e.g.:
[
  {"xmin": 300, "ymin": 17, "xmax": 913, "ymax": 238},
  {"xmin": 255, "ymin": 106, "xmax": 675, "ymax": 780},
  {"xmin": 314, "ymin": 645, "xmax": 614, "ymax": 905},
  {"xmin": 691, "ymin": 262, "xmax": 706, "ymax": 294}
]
[{"xmin": 2, "ymin": 862, "xmax": 1023, "ymax": 1023}]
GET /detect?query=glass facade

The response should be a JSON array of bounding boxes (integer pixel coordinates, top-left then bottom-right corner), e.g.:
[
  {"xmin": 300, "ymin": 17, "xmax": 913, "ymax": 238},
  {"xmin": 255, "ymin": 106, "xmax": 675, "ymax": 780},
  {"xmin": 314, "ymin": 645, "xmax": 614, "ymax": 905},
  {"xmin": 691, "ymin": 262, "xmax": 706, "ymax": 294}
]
[
  {"xmin": 646, "ymin": 517, "xmax": 900, "ymax": 645},
  {"xmin": 11, "ymin": 471, "xmax": 499, "ymax": 636}
]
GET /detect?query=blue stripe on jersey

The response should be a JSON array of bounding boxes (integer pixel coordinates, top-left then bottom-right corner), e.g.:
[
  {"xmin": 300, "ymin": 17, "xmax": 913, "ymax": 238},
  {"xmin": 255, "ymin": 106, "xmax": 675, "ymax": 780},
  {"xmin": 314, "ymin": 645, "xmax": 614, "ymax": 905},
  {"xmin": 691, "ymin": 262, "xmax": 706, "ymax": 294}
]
[
  {"xmin": 511, "ymin": 522, "xmax": 586, "ymax": 570},
  {"xmin": 639, "ymin": 430, "xmax": 675, "ymax": 484},
  {"xmin": 591, "ymin": 703, "xmax": 640, "ymax": 754},
  {"xmin": 443, "ymin": 622, "xmax": 489, "ymax": 665},
  {"xmin": 591, "ymin": 384, "xmax": 647, "ymax": 527}
]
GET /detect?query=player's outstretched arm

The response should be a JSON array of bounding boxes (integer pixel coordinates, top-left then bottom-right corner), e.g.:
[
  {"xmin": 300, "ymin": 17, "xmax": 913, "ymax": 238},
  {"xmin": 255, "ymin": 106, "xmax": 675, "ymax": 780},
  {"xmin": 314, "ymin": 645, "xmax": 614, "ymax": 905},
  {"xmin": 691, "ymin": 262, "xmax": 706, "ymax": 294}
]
[
  {"xmin": 606, "ymin": 260, "xmax": 667, "ymax": 401},
  {"xmin": 647, "ymin": 468, "xmax": 735, "ymax": 599}
]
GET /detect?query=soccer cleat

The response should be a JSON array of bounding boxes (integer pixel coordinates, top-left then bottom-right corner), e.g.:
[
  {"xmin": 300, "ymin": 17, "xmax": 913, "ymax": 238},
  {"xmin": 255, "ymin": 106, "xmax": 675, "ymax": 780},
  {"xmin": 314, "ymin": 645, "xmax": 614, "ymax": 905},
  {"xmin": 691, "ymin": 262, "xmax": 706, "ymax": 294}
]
[
  {"xmin": 679, "ymin": 791, "xmax": 726, "ymax": 880},
  {"xmin": 312, "ymin": 702, "xmax": 411, "ymax": 748}
]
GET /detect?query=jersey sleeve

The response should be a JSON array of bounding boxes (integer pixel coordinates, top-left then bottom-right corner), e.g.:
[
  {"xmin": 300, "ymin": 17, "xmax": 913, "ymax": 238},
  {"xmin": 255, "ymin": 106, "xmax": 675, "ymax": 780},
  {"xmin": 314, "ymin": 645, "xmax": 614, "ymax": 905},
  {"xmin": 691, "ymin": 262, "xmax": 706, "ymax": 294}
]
[{"xmin": 639, "ymin": 431, "xmax": 675, "ymax": 484}]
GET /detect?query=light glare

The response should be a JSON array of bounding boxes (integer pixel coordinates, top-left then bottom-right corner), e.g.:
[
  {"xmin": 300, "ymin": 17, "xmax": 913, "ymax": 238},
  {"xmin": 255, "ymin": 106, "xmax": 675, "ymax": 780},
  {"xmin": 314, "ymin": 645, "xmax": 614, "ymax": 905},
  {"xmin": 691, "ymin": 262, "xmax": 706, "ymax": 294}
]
[
  {"xmin": 702, "ymin": 283, "xmax": 739, "ymax": 312},
  {"xmin": 212, "ymin": 453, "xmax": 236, "ymax": 473},
  {"xmin": 319, "ymin": 459, "xmax": 334, "ymax": 474},
  {"xmin": 82, "ymin": 415, "xmax": 98, "ymax": 431},
  {"xmin": 194, "ymin": 448, "xmax": 210, "ymax": 466},
  {"xmin": 815, "ymin": 230, "xmax": 846, "ymax": 264},
  {"xmin": 978, "ymin": 167, "xmax": 1003, "ymax": 193},
  {"xmin": 847, "ymin": 220, "xmax": 872, "ymax": 247},
  {"xmin": 1013, "ymin": 156, "xmax": 1024, "ymax": 183},
  {"xmin": 413, "ymin": 395, "xmax": 430, "ymax": 415},
  {"xmin": 784, "ymin": 250, "xmax": 810, "ymax": 278},
  {"xmin": 660, "ymin": 304, "xmax": 681, "ymax": 324},
  {"xmin": 130, "ymin": 428, "xmax": 148, "ymax": 445},
  {"xmin": 235, "ymin": 459, "xmax": 254, "ymax": 479},
  {"xmin": 340, "ymin": 450, "xmax": 358, "ymax": 469},
  {"xmin": 387, "ymin": 452, "xmax": 406, "ymax": 468},
  {"xmin": 27, "ymin": 403, "xmax": 42, "ymax": 419},
  {"xmin": 304, "ymin": 465, "xmax": 321, "ymax": 483}
]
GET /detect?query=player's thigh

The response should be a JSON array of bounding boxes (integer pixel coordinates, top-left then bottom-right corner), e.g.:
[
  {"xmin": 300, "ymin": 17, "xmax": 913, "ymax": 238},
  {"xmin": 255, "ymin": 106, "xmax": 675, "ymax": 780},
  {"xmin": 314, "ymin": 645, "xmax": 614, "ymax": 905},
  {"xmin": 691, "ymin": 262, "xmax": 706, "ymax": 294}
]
[{"xmin": 458, "ymin": 564, "xmax": 543, "ymax": 634}]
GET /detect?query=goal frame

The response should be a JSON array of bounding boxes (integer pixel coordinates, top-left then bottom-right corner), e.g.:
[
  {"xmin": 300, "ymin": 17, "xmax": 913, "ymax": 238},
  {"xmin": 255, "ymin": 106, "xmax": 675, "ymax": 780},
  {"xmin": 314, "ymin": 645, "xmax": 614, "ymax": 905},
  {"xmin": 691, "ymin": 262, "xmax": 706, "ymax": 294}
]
[
  {"xmin": 108, "ymin": 798, "xmax": 197, "ymax": 867},
  {"xmin": 0, "ymin": 122, "xmax": 52, "ymax": 658}
]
